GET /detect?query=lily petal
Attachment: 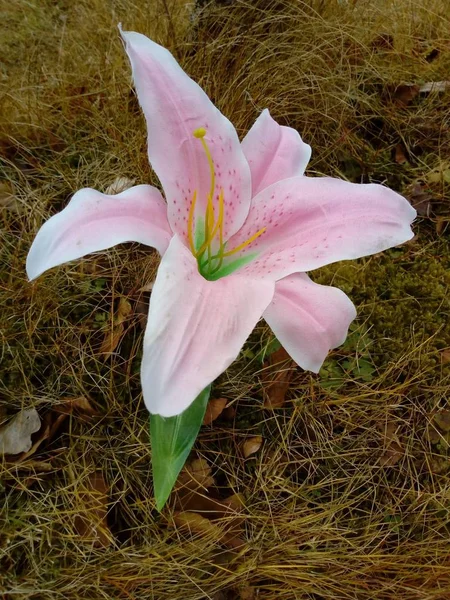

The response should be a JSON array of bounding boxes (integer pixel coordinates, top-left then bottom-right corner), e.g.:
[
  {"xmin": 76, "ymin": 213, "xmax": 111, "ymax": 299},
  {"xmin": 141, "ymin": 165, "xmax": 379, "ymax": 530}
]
[
  {"xmin": 264, "ymin": 273, "xmax": 356, "ymax": 373},
  {"xmin": 26, "ymin": 185, "xmax": 172, "ymax": 280},
  {"xmin": 242, "ymin": 109, "xmax": 312, "ymax": 196},
  {"xmin": 141, "ymin": 235, "xmax": 275, "ymax": 417},
  {"xmin": 120, "ymin": 28, "xmax": 252, "ymax": 242},
  {"xmin": 228, "ymin": 176, "xmax": 416, "ymax": 280}
]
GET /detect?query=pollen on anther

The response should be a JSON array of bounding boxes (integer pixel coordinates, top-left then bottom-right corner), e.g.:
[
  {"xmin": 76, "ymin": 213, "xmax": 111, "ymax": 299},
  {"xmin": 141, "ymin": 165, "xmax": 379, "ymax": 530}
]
[{"xmin": 193, "ymin": 127, "xmax": 207, "ymax": 138}]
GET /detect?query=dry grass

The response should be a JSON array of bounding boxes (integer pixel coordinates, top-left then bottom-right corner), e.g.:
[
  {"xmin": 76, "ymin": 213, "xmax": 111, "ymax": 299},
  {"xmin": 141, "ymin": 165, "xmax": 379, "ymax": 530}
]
[{"xmin": 1, "ymin": 0, "xmax": 450, "ymax": 598}]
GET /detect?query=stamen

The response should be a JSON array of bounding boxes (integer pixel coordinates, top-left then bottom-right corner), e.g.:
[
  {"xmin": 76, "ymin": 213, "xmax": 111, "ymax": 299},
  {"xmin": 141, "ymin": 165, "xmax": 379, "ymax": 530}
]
[
  {"xmin": 189, "ymin": 128, "xmax": 265, "ymax": 279},
  {"xmin": 187, "ymin": 190, "xmax": 197, "ymax": 254},
  {"xmin": 211, "ymin": 190, "xmax": 225, "ymax": 272},
  {"xmin": 206, "ymin": 193, "xmax": 214, "ymax": 240},
  {"xmin": 195, "ymin": 188, "xmax": 224, "ymax": 257},
  {"xmin": 206, "ymin": 193, "xmax": 213, "ymax": 266},
  {"xmin": 220, "ymin": 227, "xmax": 267, "ymax": 258}
]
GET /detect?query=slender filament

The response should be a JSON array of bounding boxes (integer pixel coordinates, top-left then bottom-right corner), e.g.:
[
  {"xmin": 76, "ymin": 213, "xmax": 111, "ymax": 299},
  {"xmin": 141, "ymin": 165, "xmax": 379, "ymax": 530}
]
[{"xmin": 187, "ymin": 190, "xmax": 197, "ymax": 255}]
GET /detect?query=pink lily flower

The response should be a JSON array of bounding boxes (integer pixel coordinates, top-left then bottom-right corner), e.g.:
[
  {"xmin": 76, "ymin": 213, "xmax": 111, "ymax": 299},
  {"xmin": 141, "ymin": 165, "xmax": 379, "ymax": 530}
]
[{"xmin": 26, "ymin": 29, "xmax": 416, "ymax": 417}]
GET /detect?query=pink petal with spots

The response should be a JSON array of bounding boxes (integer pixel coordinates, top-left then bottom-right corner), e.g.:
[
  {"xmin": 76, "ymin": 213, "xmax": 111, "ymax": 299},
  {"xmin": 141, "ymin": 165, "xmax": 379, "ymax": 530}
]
[
  {"xmin": 120, "ymin": 28, "xmax": 252, "ymax": 243},
  {"xmin": 227, "ymin": 176, "xmax": 416, "ymax": 280},
  {"xmin": 264, "ymin": 273, "xmax": 357, "ymax": 372},
  {"xmin": 141, "ymin": 235, "xmax": 274, "ymax": 416},
  {"xmin": 26, "ymin": 185, "xmax": 172, "ymax": 280},
  {"xmin": 241, "ymin": 109, "xmax": 311, "ymax": 196}
]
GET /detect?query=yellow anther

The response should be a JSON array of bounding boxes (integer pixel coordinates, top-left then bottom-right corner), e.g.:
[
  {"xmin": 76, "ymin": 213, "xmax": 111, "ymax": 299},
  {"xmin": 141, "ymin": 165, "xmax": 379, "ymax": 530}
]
[
  {"xmin": 221, "ymin": 227, "xmax": 267, "ymax": 258},
  {"xmin": 187, "ymin": 190, "xmax": 197, "ymax": 255},
  {"xmin": 193, "ymin": 127, "xmax": 207, "ymax": 139}
]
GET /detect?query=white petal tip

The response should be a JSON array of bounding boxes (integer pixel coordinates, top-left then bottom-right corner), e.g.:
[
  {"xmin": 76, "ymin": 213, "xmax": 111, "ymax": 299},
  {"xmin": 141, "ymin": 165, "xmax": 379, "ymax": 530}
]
[{"xmin": 25, "ymin": 256, "xmax": 40, "ymax": 282}]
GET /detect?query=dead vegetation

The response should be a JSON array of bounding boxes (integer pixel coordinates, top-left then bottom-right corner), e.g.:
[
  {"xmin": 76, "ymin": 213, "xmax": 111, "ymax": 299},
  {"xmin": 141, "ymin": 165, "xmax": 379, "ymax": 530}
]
[{"xmin": 1, "ymin": 0, "xmax": 450, "ymax": 598}]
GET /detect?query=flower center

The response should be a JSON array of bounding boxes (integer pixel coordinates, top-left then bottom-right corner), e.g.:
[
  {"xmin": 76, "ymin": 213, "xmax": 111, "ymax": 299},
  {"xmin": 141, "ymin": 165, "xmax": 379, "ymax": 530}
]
[{"xmin": 187, "ymin": 128, "xmax": 265, "ymax": 280}]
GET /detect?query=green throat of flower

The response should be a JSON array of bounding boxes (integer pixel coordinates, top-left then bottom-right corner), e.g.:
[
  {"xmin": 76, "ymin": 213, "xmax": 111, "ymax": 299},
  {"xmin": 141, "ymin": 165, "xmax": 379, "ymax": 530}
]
[{"xmin": 187, "ymin": 128, "xmax": 265, "ymax": 281}]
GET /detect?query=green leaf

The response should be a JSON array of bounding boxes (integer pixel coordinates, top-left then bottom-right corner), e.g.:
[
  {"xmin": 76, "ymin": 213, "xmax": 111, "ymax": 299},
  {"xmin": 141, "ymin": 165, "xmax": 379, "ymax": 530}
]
[
  {"xmin": 354, "ymin": 358, "xmax": 375, "ymax": 381},
  {"xmin": 149, "ymin": 385, "xmax": 211, "ymax": 511}
]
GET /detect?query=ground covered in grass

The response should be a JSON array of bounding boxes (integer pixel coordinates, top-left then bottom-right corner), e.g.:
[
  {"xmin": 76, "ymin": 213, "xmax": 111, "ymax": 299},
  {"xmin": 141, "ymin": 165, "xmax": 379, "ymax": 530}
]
[{"xmin": 1, "ymin": 0, "xmax": 450, "ymax": 598}]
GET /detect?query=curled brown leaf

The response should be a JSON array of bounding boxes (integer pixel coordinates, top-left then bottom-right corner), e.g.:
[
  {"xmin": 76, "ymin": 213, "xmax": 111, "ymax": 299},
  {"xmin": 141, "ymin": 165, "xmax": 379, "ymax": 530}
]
[
  {"xmin": 203, "ymin": 397, "xmax": 228, "ymax": 425},
  {"xmin": 99, "ymin": 297, "xmax": 132, "ymax": 356},
  {"xmin": 262, "ymin": 347, "xmax": 296, "ymax": 409},
  {"xmin": 104, "ymin": 176, "xmax": 135, "ymax": 195},
  {"xmin": 242, "ymin": 436, "xmax": 263, "ymax": 458},
  {"xmin": 74, "ymin": 472, "xmax": 111, "ymax": 548},
  {"xmin": 378, "ymin": 421, "xmax": 404, "ymax": 467}
]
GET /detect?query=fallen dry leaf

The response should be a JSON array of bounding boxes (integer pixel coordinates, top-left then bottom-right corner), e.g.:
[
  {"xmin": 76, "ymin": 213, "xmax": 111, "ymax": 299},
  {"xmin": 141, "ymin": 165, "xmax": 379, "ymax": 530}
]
[
  {"xmin": 263, "ymin": 347, "xmax": 296, "ymax": 409},
  {"xmin": 116, "ymin": 297, "xmax": 132, "ymax": 324},
  {"xmin": 392, "ymin": 83, "xmax": 420, "ymax": 107},
  {"xmin": 238, "ymin": 586, "xmax": 256, "ymax": 600},
  {"xmin": 379, "ymin": 441, "xmax": 404, "ymax": 466},
  {"xmin": 173, "ymin": 510, "xmax": 221, "ymax": 537},
  {"xmin": 138, "ymin": 280, "xmax": 155, "ymax": 293},
  {"xmin": 49, "ymin": 396, "xmax": 99, "ymax": 438},
  {"xmin": 426, "ymin": 426, "xmax": 441, "ymax": 445},
  {"xmin": 440, "ymin": 349, "xmax": 450, "ymax": 364},
  {"xmin": 100, "ymin": 326, "xmax": 123, "ymax": 355},
  {"xmin": 382, "ymin": 421, "xmax": 398, "ymax": 442},
  {"xmin": 242, "ymin": 436, "xmax": 263, "ymax": 459},
  {"xmin": 379, "ymin": 421, "xmax": 404, "ymax": 466},
  {"xmin": 436, "ymin": 217, "xmax": 447, "ymax": 236},
  {"xmin": 173, "ymin": 510, "xmax": 245, "ymax": 549},
  {"xmin": 430, "ymin": 457, "xmax": 450, "ymax": 475},
  {"xmin": 211, "ymin": 592, "xmax": 229, "ymax": 600},
  {"xmin": 99, "ymin": 297, "xmax": 132, "ymax": 355},
  {"xmin": 105, "ymin": 176, "xmax": 135, "ymax": 195},
  {"xmin": 134, "ymin": 298, "xmax": 149, "ymax": 330},
  {"xmin": 176, "ymin": 457, "xmax": 215, "ymax": 492},
  {"xmin": 0, "ymin": 409, "xmax": 41, "ymax": 455},
  {"xmin": 203, "ymin": 397, "xmax": 228, "ymax": 425},
  {"xmin": 218, "ymin": 493, "xmax": 246, "ymax": 550},
  {"xmin": 433, "ymin": 410, "xmax": 450, "ymax": 433},
  {"xmin": 221, "ymin": 493, "xmax": 245, "ymax": 511},
  {"xmin": 174, "ymin": 460, "xmax": 246, "ymax": 548},
  {"xmin": 407, "ymin": 181, "xmax": 433, "ymax": 216},
  {"xmin": 222, "ymin": 405, "xmax": 236, "ymax": 420},
  {"xmin": 74, "ymin": 472, "xmax": 111, "ymax": 548},
  {"xmin": 53, "ymin": 396, "xmax": 98, "ymax": 419},
  {"xmin": 174, "ymin": 457, "xmax": 217, "ymax": 512},
  {"xmin": 394, "ymin": 143, "xmax": 408, "ymax": 164}
]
